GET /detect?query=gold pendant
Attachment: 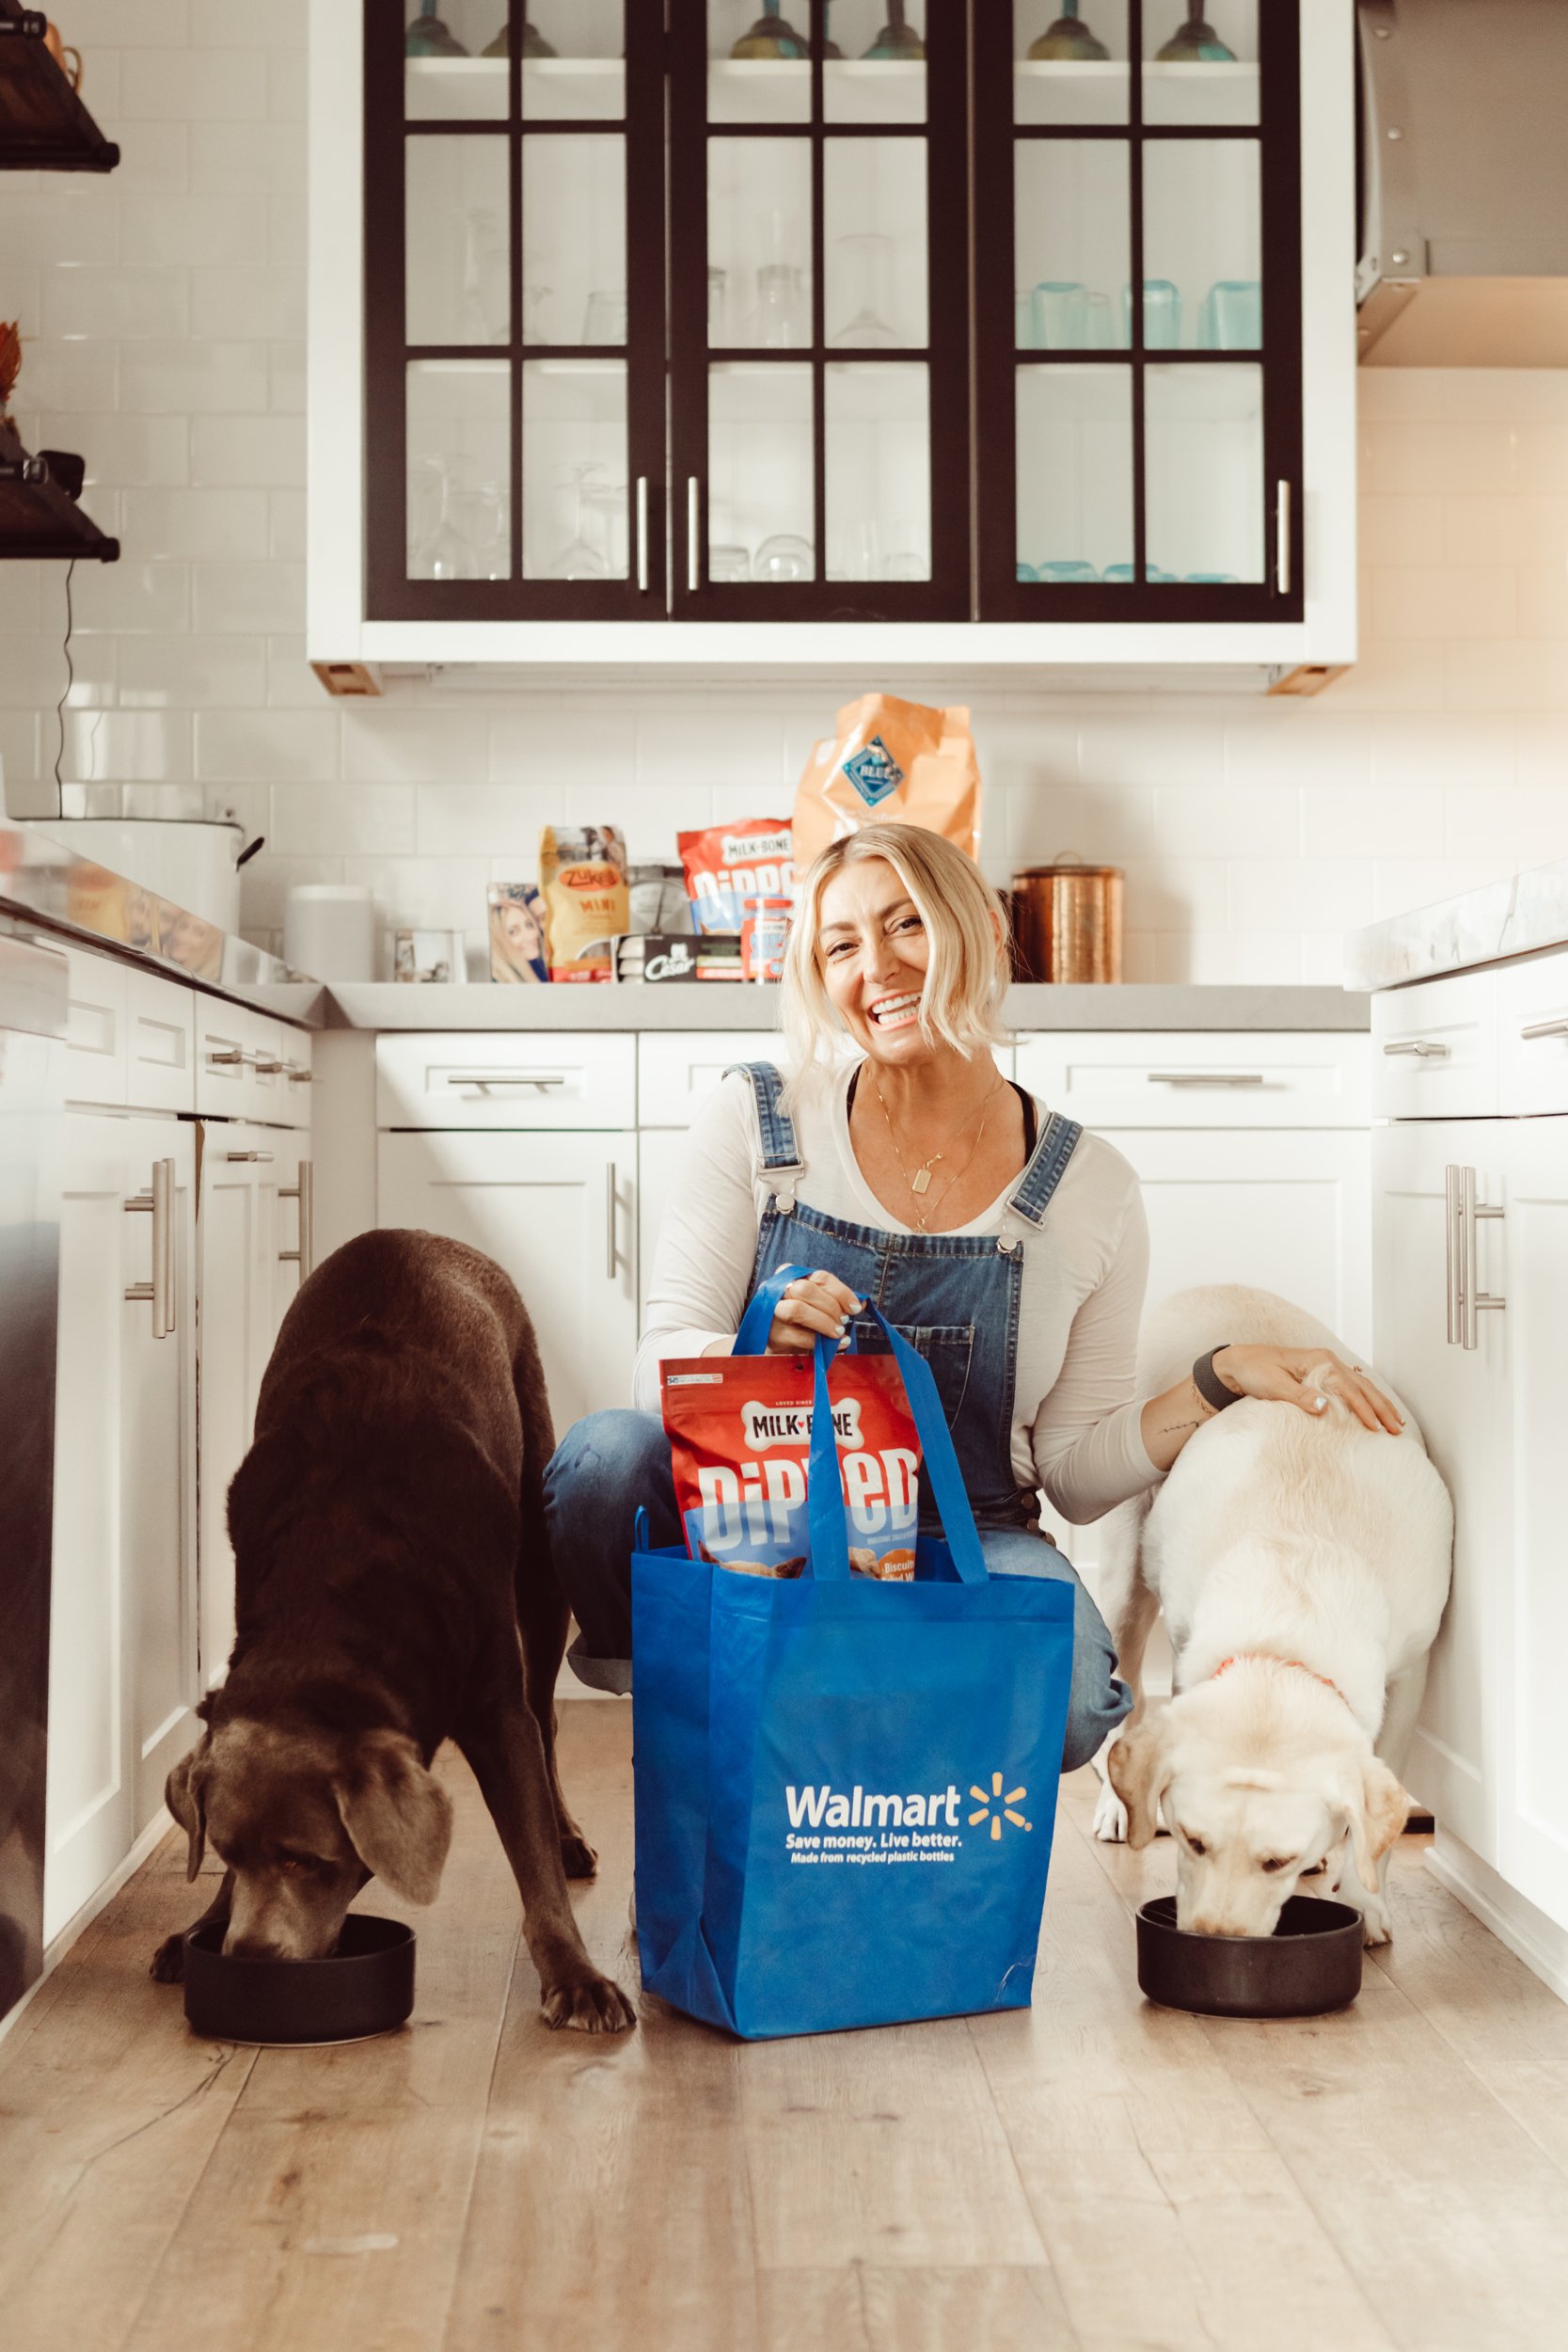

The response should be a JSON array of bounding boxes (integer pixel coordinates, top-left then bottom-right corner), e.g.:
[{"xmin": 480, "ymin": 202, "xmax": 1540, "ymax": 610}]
[{"xmin": 911, "ymin": 1167, "xmax": 932, "ymax": 1195}]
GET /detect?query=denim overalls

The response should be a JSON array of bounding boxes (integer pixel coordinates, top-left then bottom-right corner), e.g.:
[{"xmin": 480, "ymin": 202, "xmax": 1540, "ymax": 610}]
[{"xmin": 542, "ymin": 1062, "xmax": 1133, "ymax": 1771}]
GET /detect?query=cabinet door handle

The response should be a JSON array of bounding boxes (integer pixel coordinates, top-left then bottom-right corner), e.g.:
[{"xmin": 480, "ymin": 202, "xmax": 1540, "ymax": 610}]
[
  {"xmin": 225, "ymin": 1149, "xmax": 275, "ymax": 1163},
  {"xmin": 1461, "ymin": 1165, "xmax": 1505, "ymax": 1351},
  {"xmin": 605, "ymin": 1162, "xmax": 618, "ymax": 1281},
  {"xmin": 1383, "ymin": 1039, "xmax": 1449, "ymax": 1058},
  {"xmin": 1520, "ymin": 1016, "xmax": 1568, "ymax": 1041},
  {"xmin": 1148, "ymin": 1072, "xmax": 1265, "ymax": 1088},
  {"xmin": 636, "ymin": 475, "xmax": 650, "ymax": 594},
  {"xmin": 124, "ymin": 1155, "xmax": 175, "ymax": 1340},
  {"xmin": 1275, "ymin": 479, "xmax": 1292, "ymax": 596},
  {"xmin": 278, "ymin": 1160, "xmax": 314, "ymax": 1278},
  {"xmin": 687, "ymin": 476, "xmax": 700, "ymax": 595},
  {"xmin": 206, "ymin": 1045, "xmax": 251, "ymax": 1067},
  {"xmin": 1444, "ymin": 1163, "xmax": 1462, "ymax": 1347},
  {"xmin": 461, "ymin": 1073, "xmax": 567, "ymax": 1094}
]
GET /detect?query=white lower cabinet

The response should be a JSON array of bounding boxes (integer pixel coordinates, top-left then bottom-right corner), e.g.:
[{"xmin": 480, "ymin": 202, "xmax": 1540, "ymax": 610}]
[
  {"xmin": 46, "ymin": 1114, "xmax": 198, "ymax": 1944},
  {"xmin": 1373, "ymin": 1110, "xmax": 1568, "ymax": 1944},
  {"xmin": 377, "ymin": 1127, "xmax": 638, "ymax": 1441}
]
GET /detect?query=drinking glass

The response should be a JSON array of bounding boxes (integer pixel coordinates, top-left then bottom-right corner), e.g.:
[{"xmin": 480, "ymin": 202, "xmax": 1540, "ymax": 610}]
[
  {"xmin": 863, "ymin": 0, "xmax": 925, "ymax": 58},
  {"xmin": 1037, "ymin": 558, "xmax": 1100, "ymax": 580},
  {"xmin": 1124, "ymin": 278, "xmax": 1181, "ymax": 347},
  {"xmin": 1200, "ymin": 278, "xmax": 1262, "ymax": 349},
  {"xmin": 482, "ymin": 17, "xmax": 558, "ymax": 56},
  {"xmin": 755, "ymin": 262, "xmax": 809, "ymax": 347},
  {"xmin": 448, "ymin": 465, "xmax": 509, "ymax": 580},
  {"xmin": 547, "ymin": 463, "xmax": 610, "ymax": 579},
  {"xmin": 1155, "ymin": 1, "xmax": 1236, "ymax": 62},
  {"xmin": 461, "ymin": 206, "xmax": 508, "ymax": 343},
  {"xmin": 753, "ymin": 532, "xmax": 815, "ymax": 581},
  {"xmin": 831, "ymin": 233, "xmax": 901, "ymax": 347},
  {"xmin": 707, "ymin": 266, "xmax": 730, "ymax": 344},
  {"xmin": 406, "ymin": 1, "xmax": 467, "ymax": 58},
  {"xmin": 410, "ymin": 459, "xmax": 478, "ymax": 580},
  {"xmin": 730, "ymin": 0, "xmax": 809, "ymax": 58},
  {"xmin": 1030, "ymin": 280, "xmax": 1090, "ymax": 349},
  {"xmin": 582, "ymin": 290, "xmax": 628, "ymax": 344},
  {"xmin": 710, "ymin": 543, "xmax": 752, "ymax": 582}
]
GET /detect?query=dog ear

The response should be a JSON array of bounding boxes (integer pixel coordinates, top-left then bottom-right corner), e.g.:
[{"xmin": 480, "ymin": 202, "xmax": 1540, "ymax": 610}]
[
  {"xmin": 1343, "ymin": 1756, "xmax": 1409, "ymax": 1887},
  {"xmin": 1106, "ymin": 1713, "xmax": 1172, "ymax": 1851},
  {"xmin": 333, "ymin": 1730, "xmax": 453, "ymax": 1904},
  {"xmin": 166, "ymin": 1744, "xmax": 210, "ymax": 1882}
]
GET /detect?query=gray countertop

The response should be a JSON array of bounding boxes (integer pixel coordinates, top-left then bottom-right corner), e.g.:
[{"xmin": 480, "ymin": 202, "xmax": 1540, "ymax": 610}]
[
  {"xmin": 1347, "ymin": 860, "xmax": 1568, "ymax": 992},
  {"xmin": 0, "ymin": 818, "xmax": 1369, "ymax": 1034}
]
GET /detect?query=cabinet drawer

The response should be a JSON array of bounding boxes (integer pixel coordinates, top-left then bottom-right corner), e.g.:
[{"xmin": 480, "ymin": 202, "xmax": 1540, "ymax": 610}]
[
  {"xmin": 195, "ymin": 1001, "xmax": 284, "ymax": 1122},
  {"xmin": 1497, "ymin": 950, "xmax": 1568, "ymax": 1117},
  {"xmin": 62, "ymin": 946, "xmax": 127, "ymax": 1106},
  {"xmin": 124, "ymin": 967, "xmax": 195, "ymax": 1114},
  {"xmin": 1371, "ymin": 971, "xmax": 1497, "ymax": 1120},
  {"xmin": 1014, "ymin": 1033, "xmax": 1370, "ymax": 1129},
  {"xmin": 637, "ymin": 1032, "xmax": 782, "ymax": 1128},
  {"xmin": 375, "ymin": 1032, "xmax": 636, "ymax": 1129}
]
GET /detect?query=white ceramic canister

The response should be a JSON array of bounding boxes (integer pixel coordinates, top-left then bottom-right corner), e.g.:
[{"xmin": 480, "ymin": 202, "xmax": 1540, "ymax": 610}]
[{"xmin": 283, "ymin": 882, "xmax": 378, "ymax": 981}]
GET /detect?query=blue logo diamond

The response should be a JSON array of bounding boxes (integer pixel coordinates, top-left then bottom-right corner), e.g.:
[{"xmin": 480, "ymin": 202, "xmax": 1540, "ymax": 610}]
[{"xmin": 841, "ymin": 735, "xmax": 905, "ymax": 808}]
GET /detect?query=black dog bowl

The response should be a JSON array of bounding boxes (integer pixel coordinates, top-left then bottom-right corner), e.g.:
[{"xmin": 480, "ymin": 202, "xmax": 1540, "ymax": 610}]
[
  {"xmin": 1135, "ymin": 1894, "xmax": 1363, "ymax": 2019},
  {"xmin": 183, "ymin": 1914, "xmax": 416, "ymax": 2044}
]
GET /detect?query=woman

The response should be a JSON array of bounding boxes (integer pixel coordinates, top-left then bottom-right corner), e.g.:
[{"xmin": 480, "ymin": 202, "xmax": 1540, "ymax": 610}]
[{"xmin": 545, "ymin": 822, "xmax": 1401, "ymax": 1769}]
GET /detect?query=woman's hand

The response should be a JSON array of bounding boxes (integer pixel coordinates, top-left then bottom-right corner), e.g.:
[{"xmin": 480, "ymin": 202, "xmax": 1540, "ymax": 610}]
[
  {"xmin": 1212, "ymin": 1344, "xmax": 1404, "ymax": 1435},
  {"xmin": 765, "ymin": 1270, "xmax": 865, "ymax": 1355}
]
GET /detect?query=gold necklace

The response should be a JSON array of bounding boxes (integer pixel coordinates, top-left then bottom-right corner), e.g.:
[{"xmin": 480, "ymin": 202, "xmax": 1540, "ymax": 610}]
[{"xmin": 872, "ymin": 1074, "xmax": 1006, "ymax": 1232}]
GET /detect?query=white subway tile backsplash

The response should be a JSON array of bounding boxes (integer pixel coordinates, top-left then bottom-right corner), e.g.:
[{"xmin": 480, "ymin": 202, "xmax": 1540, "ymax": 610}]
[
  {"xmin": 119, "ymin": 46, "xmax": 270, "ymax": 120},
  {"xmin": 190, "ymin": 414, "xmax": 305, "ymax": 488},
  {"xmin": 191, "ymin": 267, "xmax": 307, "ymax": 342},
  {"xmin": 19, "ymin": 341, "xmax": 120, "ymax": 413},
  {"xmin": 196, "ymin": 708, "xmax": 340, "ymax": 785},
  {"xmin": 1443, "ymin": 641, "xmax": 1568, "ymax": 715},
  {"xmin": 1513, "ymin": 719, "xmax": 1568, "ymax": 787},
  {"xmin": 78, "ymin": 415, "xmax": 190, "ymax": 488},
  {"xmin": 119, "ymin": 339, "xmax": 270, "ymax": 414},
  {"xmin": 342, "ymin": 707, "xmax": 493, "ymax": 785},
  {"xmin": 1119, "ymin": 858, "xmax": 1231, "ymax": 934},
  {"xmin": 1357, "ymin": 495, "xmax": 1445, "ymax": 568},
  {"xmin": 71, "ymin": 560, "xmax": 192, "ymax": 637},
  {"xmin": 188, "ymin": 119, "xmax": 307, "ymax": 194},
  {"xmin": 269, "ymin": 783, "xmax": 415, "ymax": 858},
  {"xmin": 1370, "ymin": 565, "xmax": 1517, "ymax": 642},
  {"xmin": 1370, "ymin": 713, "xmax": 1518, "ymax": 787},
  {"xmin": 1008, "ymin": 785, "xmax": 1154, "ymax": 865},
  {"xmin": 1148, "ymin": 786, "xmax": 1298, "ymax": 859},
  {"xmin": 264, "ymin": 636, "xmax": 327, "ymax": 708},
  {"xmin": 1225, "ymin": 710, "xmax": 1372, "ymax": 788},
  {"xmin": 67, "ymin": 0, "xmax": 191, "ymax": 43},
  {"xmin": 1444, "ymin": 785, "xmax": 1568, "ymax": 866},
  {"xmin": 192, "ymin": 561, "xmax": 305, "ymax": 635},
  {"xmin": 1225, "ymin": 859, "xmax": 1373, "ymax": 934},
  {"xmin": 1370, "ymin": 857, "xmax": 1523, "ymax": 921},
  {"xmin": 0, "ymin": 635, "xmax": 116, "ymax": 710},
  {"xmin": 1166, "ymin": 930, "xmax": 1304, "ymax": 985},
  {"xmin": 1075, "ymin": 714, "xmax": 1224, "ymax": 788},
  {"xmin": 118, "ymin": 635, "xmax": 267, "ymax": 709},
  {"xmin": 119, "ymin": 188, "xmax": 260, "ymax": 268},
  {"xmin": 268, "ymin": 490, "xmax": 306, "ymax": 561},
  {"xmin": 188, "ymin": 0, "xmax": 305, "ymax": 45},
  {"xmin": 62, "ymin": 708, "xmax": 195, "ymax": 784},
  {"xmin": 1515, "ymin": 565, "xmax": 1568, "ymax": 641},
  {"xmin": 489, "ymin": 706, "xmax": 639, "ymax": 785},
  {"xmin": 1298, "ymin": 784, "xmax": 1442, "ymax": 860},
  {"xmin": 417, "ymin": 786, "xmax": 565, "ymax": 859},
  {"xmin": 120, "ymin": 486, "xmax": 269, "ymax": 560}
]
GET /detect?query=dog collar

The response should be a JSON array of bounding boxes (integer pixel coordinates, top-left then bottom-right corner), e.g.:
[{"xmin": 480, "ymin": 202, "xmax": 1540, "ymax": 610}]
[{"xmin": 1209, "ymin": 1652, "xmax": 1355, "ymax": 1713}]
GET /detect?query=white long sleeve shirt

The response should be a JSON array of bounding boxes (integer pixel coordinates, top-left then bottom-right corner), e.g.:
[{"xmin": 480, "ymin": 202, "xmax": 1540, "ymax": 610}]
[{"xmin": 633, "ymin": 1064, "xmax": 1161, "ymax": 1526}]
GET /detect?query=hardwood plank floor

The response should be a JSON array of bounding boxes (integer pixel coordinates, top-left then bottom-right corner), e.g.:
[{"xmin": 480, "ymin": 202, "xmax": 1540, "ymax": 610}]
[{"xmin": 4, "ymin": 1704, "xmax": 1567, "ymax": 2352}]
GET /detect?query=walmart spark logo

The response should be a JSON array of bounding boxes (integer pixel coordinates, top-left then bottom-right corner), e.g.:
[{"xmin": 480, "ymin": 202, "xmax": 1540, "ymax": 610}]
[{"xmin": 970, "ymin": 1772, "xmax": 1032, "ymax": 1841}]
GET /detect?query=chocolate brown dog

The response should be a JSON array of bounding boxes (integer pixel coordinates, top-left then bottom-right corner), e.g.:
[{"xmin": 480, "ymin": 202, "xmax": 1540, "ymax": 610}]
[{"xmin": 150, "ymin": 1229, "xmax": 634, "ymax": 2033}]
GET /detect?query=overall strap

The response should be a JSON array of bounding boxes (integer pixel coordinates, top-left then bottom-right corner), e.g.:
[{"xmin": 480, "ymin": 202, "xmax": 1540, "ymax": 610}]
[
  {"xmin": 726, "ymin": 1059, "xmax": 806, "ymax": 1210},
  {"xmin": 1000, "ymin": 1111, "xmax": 1084, "ymax": 1243}
]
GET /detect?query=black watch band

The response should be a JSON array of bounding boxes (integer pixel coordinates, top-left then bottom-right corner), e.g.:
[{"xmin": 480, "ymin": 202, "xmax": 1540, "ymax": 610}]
[{"xmin": 1192, "ymin": 1345, "xmax": 1239, "ymax": 1413}]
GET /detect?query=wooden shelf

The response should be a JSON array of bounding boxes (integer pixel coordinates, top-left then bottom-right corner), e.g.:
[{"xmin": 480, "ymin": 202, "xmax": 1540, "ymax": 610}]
[
  {"xmin": 0, "ymin": 421, "xmax": 119, "ymax": 562},
  {"xmin": 0, "ymin": 2, "xmax": 119, "ymax": 171}
]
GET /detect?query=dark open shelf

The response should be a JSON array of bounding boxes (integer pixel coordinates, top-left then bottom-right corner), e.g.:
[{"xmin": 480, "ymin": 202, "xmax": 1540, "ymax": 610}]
[
  {"xmin": 0, "ymin": 2, "xmax": 119, "ymax": 171},
  {"xmin": 0, "ymin": 420, "xmax": 119, "ymax": 561}
]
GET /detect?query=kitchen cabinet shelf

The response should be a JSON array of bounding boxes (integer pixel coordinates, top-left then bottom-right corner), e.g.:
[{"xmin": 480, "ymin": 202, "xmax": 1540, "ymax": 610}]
[
  {"xmin": 0, "ymin": 2, "xmax": 119, "ymax": 172},
  {"xmin": 0, "ymin": 420, "xmax": 119, "ymax": 564}
]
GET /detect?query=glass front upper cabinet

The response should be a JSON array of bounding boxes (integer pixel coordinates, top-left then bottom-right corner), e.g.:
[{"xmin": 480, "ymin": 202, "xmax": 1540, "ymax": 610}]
[
  {"xmin": 668, "ymin": 0, "xmax": 970, "ymax": 618},
  {"xmin": 366, "ymin": 0, "xmax": 666, "ymax": 619},
  {"xmin": 974, "ymin": 0, "xmax": 1301, "ymax": 620}
]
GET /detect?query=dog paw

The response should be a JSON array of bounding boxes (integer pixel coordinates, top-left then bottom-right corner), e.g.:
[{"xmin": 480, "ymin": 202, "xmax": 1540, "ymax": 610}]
[
  {"xmin": 559, "ymin": 1832, "xmax": 598, "ymax": 1881},
  {"xmin": 150, "ymin": 1932, "xmax": 188, "ymax": 1983},
  {"xmin": 1359, "ymin": 1904, "xmax": 1393, "ymax": 1948},
  {"xmin": 542, "ymin": 1972, "xmax": 637, "ymax": 2034},
  {"xmin": 1092, "ymin": 1780, "xmax": 1130, "ymax": 1843}
]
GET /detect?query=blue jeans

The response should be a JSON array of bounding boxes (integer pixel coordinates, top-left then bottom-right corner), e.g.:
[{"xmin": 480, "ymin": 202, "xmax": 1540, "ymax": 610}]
[{"xmin": 543, "ymin": 1408, "xmax": 1132, "ymax": 1774}]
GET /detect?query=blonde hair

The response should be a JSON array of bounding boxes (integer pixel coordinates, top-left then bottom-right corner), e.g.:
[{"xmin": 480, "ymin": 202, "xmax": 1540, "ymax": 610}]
[{"xmin": 779, "ymin": 824, "xmax": 1012, "ymax": 1109}]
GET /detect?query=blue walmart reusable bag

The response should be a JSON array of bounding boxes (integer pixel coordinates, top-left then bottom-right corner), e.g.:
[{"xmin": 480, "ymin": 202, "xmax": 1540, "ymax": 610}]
[{"xmin": 632, "ymin": 1263, "xmax": 1076, "ymax": 2040}]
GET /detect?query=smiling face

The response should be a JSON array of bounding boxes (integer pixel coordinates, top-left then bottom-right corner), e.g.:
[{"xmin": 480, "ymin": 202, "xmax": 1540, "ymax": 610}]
[{"xmin": 816, "ymin": 857, "xmax": 934, "ymax": 1066}]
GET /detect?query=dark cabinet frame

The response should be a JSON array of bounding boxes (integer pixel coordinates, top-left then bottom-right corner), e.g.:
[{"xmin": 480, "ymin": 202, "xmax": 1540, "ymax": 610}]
[
  {"xmin": 362, "ymin": 0, "xmax": 1303, "ymax": 628},
  {"xmin": 974, "ymin": 0, "xmax": 1303, "ymax": 624}
]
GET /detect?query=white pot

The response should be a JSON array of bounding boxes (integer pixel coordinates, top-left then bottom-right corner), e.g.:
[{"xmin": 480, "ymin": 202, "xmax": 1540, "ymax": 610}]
[{"xmin": 19, "ymin": 818, "xmax": 247, "ymax": 933}]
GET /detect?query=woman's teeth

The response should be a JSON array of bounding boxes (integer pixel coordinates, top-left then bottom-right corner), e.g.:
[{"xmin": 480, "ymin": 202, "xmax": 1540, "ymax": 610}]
[{"xmin": 871, "ymin": 994, "xmax": 920, "ymax": 1028}]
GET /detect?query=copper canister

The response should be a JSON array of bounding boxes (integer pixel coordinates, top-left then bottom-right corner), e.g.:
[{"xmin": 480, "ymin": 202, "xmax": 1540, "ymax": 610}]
[{"xmin": 1010, "ymin": 860, "xmax": 1124, "ymax": 984}]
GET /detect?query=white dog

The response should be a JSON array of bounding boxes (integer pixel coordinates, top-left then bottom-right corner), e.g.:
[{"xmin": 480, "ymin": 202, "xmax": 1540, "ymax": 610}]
[{"xmin": 1096, "ymin": 1285, "xmax": 1453, "ymax": 1947}]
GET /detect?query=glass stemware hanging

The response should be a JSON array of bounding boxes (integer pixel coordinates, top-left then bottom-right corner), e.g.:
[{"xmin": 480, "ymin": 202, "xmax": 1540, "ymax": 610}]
[{"xmin": 1028, "ymin": 2, "xmax": 1110, "ymax": 62}]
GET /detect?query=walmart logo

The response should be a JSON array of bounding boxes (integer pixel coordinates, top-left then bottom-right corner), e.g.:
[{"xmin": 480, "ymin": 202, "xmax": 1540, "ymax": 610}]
[{"xmin": 969, "ymin": 1772, "xmax": 1032, "ymax": 1841}]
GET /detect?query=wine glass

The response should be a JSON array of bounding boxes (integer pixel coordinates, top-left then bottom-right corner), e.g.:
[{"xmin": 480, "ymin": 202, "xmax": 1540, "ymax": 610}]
[
  {"xmin": 754, "ymin": 261, "xmax": 809, "ymax": 347},
  {"xmin": 753, "ymin": 533, "xmax": 814, "ymax": 582},
  {"xmin": 405, "ymin": 1, "xmax": 468, "ymax": 59},
  {"xmin": 410, "ymin": 459, "xmax": 479, "ymax": 580},
  {"xmin": 1028, "ymin": 2, "xmax": 1110, "ymax": 62},
  {"xmin": 522, "ymin": 281, "xmax": 553, "ymax": 344},
  {"xmin": 582, "ymin": 290, "xmax": 628, "ymax": 344},
  {"xmin": 582, "ymin": 475, "xmax": 628, "ymax": 579},
  {"xmin": 730, "ymin": 0, "xmax": 809, "ymax": 60},
  {"xmin": 863, "ymin": 0, "xmax": 925, "ymax": 60},
  {"xmin": 461, "ymin": 207, "xmax": 507, "ymax": 343},
  {"xmin": 1156, "ymin": 1, "xmax": 1237, "ymax": 62},
  {"xmin": 448, "ymin": 466, "xmax": 509, "ymax": 580},
  {"xmin": 830, "ymin": 233, "xmax": 900, "ymax": 347},
  {"xmin": 547, "ymin": 463, "xmax": 610, "ymax": 580},
  {"xmin": 482, "ymin": 18, "xmax": 558, "ymax": 57}
]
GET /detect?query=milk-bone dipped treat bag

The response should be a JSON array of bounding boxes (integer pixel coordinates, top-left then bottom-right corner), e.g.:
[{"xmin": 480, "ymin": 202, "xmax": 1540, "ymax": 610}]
[
  {"xmin": 792, "ymin": 695, "xmax": 982, "ymax": 866},
  {"xmin": 677, "ymin": 820, "xmax": 794, "ymax": 936},
  {"xmin": 632, "ymin": 1264, "xmax": 1075, "ymax": 2041}
]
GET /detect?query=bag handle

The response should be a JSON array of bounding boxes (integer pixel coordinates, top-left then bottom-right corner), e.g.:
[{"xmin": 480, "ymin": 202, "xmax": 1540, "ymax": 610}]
[
  {"xmin": 734, "ymin": 1261, "xmax": 843, "ymax": 1357},
  {"xmin": 738, "ymin": 1262, "xmax": 986, "ymax": 1587}
]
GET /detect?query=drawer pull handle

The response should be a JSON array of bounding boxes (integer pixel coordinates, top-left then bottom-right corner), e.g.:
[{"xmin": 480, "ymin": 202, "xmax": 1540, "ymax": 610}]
[
  {"xmin": 206, "ymin": 1045, "xmax": 250, "ymax": 1067},
  {"xmin": 636, "ymin": 474, "xmax": 650, "ymax": 595},
  {"xmin": 124, "ymin": 1156, "xmax": 176, "ymax": 1340},
  {"xmin": 225, "ymin": 1150, "xmax": 275, "ymax": 1164},
  {"xmin": 286, "ymin": 1061, "xmax": 314, "ymax": 1083},
  {"xmin": 252, "ymin": 1056, "xmax": 285, "ymax": 1076},
  {"xmin": 460, "ymin": 1073, "xmax": 568, "ymax": 1093},
  {"xmin": 279, "ymin": 1161, "xmax": 314, "ymax": 1278},
  {"xmin": 1459, "ymin": 1165, "xmax": 1505, "ymax": 1352},
  {"xmin": 688, "ymin": 475, "xmax": 700, "ymax": 596},
  {"xmin": 1383, "ymin": 1039, "xmax": 1449, "ymax": 1058},
  {"xmin": 1275, "ymin": 479, "xmax": 1291, "ymax": 596},
  {"xmin": 1148, "ymin": 1073, "xmax": 1265, "ymax": 1088},
  {"xmin": 1520, "ymin": 1016, "xmax": 1568, "ymax": 1041},
  {"xmin": 605, "ymin": 1162, "xmax": 618, "ymax": 1281}
]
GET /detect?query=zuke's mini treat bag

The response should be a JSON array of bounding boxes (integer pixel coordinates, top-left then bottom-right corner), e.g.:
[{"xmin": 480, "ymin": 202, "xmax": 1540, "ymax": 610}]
[
  {"xmin": 661, "ymin": 1349, "xmax": 921, "ymax": 1581},
  {"xmin": 632, "ymin": 1265, "xmax": 1076, "ymax": 2042}
]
